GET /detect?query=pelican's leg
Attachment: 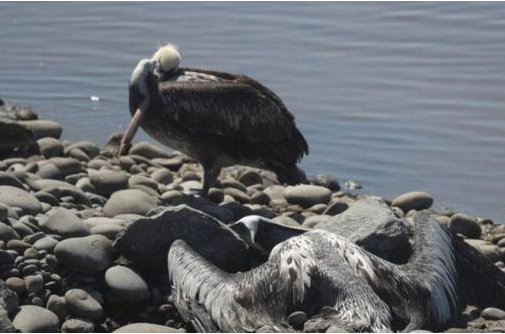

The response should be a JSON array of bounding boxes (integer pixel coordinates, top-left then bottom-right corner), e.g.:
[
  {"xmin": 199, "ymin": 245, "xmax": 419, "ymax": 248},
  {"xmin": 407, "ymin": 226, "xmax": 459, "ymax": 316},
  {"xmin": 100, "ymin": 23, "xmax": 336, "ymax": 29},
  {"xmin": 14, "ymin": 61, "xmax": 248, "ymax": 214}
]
[{"xmin": 202, "ymin": 167, "xmax": 220, "ymax": 198}]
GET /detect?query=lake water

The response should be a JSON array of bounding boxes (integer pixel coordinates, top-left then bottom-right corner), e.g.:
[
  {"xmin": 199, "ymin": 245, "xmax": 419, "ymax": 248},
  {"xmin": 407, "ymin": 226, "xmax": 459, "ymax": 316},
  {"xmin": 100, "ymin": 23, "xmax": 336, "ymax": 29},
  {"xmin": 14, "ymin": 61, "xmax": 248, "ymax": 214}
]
[{"xmin": 0, "ymin": 2, "xmax": 504, "ymax": 220}]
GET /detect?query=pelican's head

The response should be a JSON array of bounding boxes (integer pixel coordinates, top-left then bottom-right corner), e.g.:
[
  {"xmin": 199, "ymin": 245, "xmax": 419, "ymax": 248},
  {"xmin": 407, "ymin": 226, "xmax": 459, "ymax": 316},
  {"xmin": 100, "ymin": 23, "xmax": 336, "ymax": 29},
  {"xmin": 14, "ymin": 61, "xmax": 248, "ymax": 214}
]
[
  {"xmin": 152, "ymin": 43, "xmax": 181, "ymax": 78},
  {"xmin": 119, "ymin": 58, "xmax": 157, "ymax": 155}
]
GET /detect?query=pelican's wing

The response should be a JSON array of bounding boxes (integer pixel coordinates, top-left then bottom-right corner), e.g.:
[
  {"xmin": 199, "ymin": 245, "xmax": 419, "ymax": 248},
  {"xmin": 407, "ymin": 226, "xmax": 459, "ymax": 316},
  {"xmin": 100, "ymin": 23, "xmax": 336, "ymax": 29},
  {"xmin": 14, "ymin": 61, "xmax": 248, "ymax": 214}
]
[{"xmin": 157, "ymin": 71, "xmax": 308, "ymax": 164}]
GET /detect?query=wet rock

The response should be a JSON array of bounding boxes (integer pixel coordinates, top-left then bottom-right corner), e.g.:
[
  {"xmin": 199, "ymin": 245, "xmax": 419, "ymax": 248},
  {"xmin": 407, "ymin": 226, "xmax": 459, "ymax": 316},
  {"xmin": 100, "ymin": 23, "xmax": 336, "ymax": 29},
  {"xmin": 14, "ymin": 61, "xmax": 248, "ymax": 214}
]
[
  {"xmin": 61, "ymin": 318, "xmax": 95, "ymax": 333},
  {"xmin": 312, "ymin": 174, "xmax": 340, "ymax": 192},
  {"xmin": 284, "ymin": 185, "xmax": 331, "ymax": 208},
  {"xmin": 114, "ymin": 205, "xmax": 249, "ymax": 273},
  {"xmin": 288, "ymin": 311, "xmax": 308, "ymax": 329},
  {"xmin": 65, "ymin": 288, "xmax": 104, "ymax": 320},
  {"xmin": 89, "ymin": 169, "xmax": 129, "ymax": 196},
  {"xmin": 114, "ymin": 323, "xmax": 178, "ymax": 333},
  {"xmin": 103, "ymin": 189, "xmax": 157, "ymax": 217},
  {"xmin": 0, "ymin": 203, "xmax": 7, "ymax": 221},
  {"xmin": 129, "ymin": 141, "xmax": 171, "ymax": 159},
  {"xmin": 39, "ymin": 208, "xmax": 90, "ymax": 238},
  {"xmin": 391, "ymin": 191, "xmax": 433, "ymax": 212},
  {"xmin": 481, "ymin": 307, "xmax": 505, "ymax": 320},
  {"xmin": 315, "ymin": 196, "xmax": 411, "ymax": 263},
  {"xmin": 449, "ymin": 213, "xmax": 481, "ymax": 239},
  {"xmin": 18, "ymin": 119, "xmax": 62, "ymax": 139},
  {"xmin": 207, "ymin": 188, "xmax": 224, "ymax": 203},
  {"xmin": 105, "ymin": 265, "xmax": 150, "ymax": 302},
  {"xmin": 54, "ymin": 235, "xmax": 113, "ymax": 273},
  {"xmin": 0, "ymin": 186, "xmax": 42, "ymax": 215},
  {"xmin": 37, "ymin": 137, "xmax": 63, "ymax": 158},
  {"xmin": 12, "ymin": 305, "xmax": 59, "ymax": 332}
]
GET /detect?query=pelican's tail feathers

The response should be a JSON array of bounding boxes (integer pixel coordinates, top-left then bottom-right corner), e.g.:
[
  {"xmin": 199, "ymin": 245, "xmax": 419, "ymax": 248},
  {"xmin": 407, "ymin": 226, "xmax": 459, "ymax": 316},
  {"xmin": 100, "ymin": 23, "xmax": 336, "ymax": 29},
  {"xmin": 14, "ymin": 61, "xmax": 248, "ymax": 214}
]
[{"xmin": 406, "ymin": 211, "xmax": 458, "ymax": 329}]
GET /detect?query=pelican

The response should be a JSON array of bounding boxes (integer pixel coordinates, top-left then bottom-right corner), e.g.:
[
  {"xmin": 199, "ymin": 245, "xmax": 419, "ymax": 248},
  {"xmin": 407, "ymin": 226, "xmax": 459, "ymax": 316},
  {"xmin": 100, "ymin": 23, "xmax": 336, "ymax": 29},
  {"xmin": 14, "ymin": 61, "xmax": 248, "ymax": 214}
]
[
  {"xmin": 119, "ymin": 44, "xmax": 309, "ymax": 196},
  {"xmin": 168, "ymin": 212, "xmax": 458, "ymax": 332}
]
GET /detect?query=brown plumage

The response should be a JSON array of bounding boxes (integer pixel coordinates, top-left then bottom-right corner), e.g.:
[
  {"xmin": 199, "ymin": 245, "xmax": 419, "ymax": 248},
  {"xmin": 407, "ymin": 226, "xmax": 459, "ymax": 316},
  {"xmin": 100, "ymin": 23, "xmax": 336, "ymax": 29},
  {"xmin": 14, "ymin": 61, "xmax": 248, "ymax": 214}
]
[{"xmin": 122, "ymin": 45, "xmax": 308, "ymax": 196}]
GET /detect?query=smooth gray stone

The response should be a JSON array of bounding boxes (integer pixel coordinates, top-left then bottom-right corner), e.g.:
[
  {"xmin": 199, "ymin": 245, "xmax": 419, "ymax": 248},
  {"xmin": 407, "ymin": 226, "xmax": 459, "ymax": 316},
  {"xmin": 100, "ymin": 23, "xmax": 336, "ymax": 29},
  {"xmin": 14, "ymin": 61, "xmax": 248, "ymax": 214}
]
[
  {"xmin": 114, "ymin": 205, "xmax": 250, "ymax": 273},
  {"xmin": 150, "ymin": 168, "xmax": 173, "ymax": 184},
  {"xmin": 288, "ymin": 311, "xmax": 308, "ymax": 329},
  {"xmin": 0, "ymin": 223, "xmax": 20, "ymax": 243},
  {"xmin": 114, "ymin": 323, "xmax": 178, "ymax": 333},
  {"xmin": 36, "ymin": 163, "xmax": 63, "ymax": 180},
  {"xmin": 54, "ymin": 235, "xmax": 113, "ymax": 273},
  {"xmin": 0, "ymin": 202, "xmax": 7, "ymax": 221},
  {"xmin": 18, "ymin": 119, "xmax": 62, "ymax": 139},
  {"xmin": 481, "ymin": 307, "xmax": 505, "ymax": 320},
  {"xmin": 12, "ymin": 305, "xmax": 59, "ymax": 333},
  {"xmin": 0, "ymin": 171, "xmax": 25, "ymax": 189},
  {"xmin": 105, "ymin": 265, "xmax": 150, "ymax": 302},
  {"xmin": 37, "ymin": 137, "xmax": 63, "ymax": 158},
  {"xmin": 449, "ymin": 213, "xmax": 482, "ymax": 239},
  {"xmin": 315, "ymin": 196, "xmax": 411, "ymax": 263},
  {"xmin": 46, "ymin": 294, "xmax": 69, "ymax": 321},
  {"xmin": 89, "ymin": 169, "xmax": 129, "ymax": 197},
  {"xmin": 0, "ymin": 186, "xmax": 42, "ymax": 215},
  {"xmin": 128, "ymin": 141, "xmax": 171, "ymax": 159},
  {"xmin": 391, "ymin": 191, "xmax": 434, "ymax": 213},
  {"xmin": 39, "ymin": 207, "xmax": 90, "ymax": 238},
  {"xmin": 90, "ymin": 224, "xmax": 124, "ymax": 239},
  {"xmin": 24, "ymin": 274, "xmax": 44, "ymax": 294},
  {"xmin": 65, "ymin": 289, "xmax": 104, "ymax": 320},
  {"xmin": 33, "ymin": 236, "xmax": 59, "ymax": 252},
  {"xmin": 103, "ymin": 189, "xmax": 157, "ymax": 217},
  {"xmin": 284, "ymin": 185, "xmax": 331, "ymax": 208},
  {"xmin": 61, "ymin": 318, "xmax": 95, "ymax": 333},
  {"xmin": 64, "ymin": 141, "xmax": 100, "ymax": 159}
]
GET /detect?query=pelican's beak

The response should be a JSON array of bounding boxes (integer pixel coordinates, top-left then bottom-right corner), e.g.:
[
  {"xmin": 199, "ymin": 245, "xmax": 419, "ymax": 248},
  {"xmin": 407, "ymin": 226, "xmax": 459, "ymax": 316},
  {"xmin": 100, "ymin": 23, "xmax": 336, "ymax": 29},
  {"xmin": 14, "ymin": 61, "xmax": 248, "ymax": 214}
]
[{"xmin": 118, "ymin": 101, "xmax": 148, "ymax": 156}]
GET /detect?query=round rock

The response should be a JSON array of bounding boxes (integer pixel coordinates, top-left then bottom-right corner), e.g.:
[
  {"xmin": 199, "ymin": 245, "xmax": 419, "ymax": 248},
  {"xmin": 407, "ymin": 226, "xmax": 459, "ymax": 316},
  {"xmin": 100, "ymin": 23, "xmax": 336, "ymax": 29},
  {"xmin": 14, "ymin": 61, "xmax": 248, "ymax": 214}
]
[
  {"xmin": 449, "ymin": 213, "xmax": 481, "ymax": 239},
  {"xmin": 105, "ymin": 265, "xmax": 150, "ymax": 302},
  {"xmin": 54, "ymin": 235, "xmax": 113, "ymax": 273},
  {"xmin": 391, "ymin": 191, "xmax": 433, "ymax": 212},
  {"xmin": 90, "ymin": 169, "xmax": 129, "ymax": 197},
  {"xmin": 481, "ymin": 307, "xmax": 505, "ymax": 320},
  {"xmin": 0, "ymin": 186, "xmax": 42, "ymax": 215},
  {"xmin": 13, "ymin": 305, "xmax": 60, "ymax": 333},
  {"xmin": 103, "ymin": 189, "xmax": 157, "ymax": 217},
  {"xmin": 37, "ymin": 137, "xmax": 64, "ymax": 158},
  {"xmin": 39, "ymin": 207, "xmax": 90, "ymax": 238},
  {"xmin": 288, "ymin": 310, "xmax": 308, "ymax": 329},
  {"xmin": 65, "ymin": 288, "xmax": 104, "ymax": 320},
  {"xmin": 114, "ymin": 323, "xmax": 178, "ymax": 333},
  {"xmin": 284, "ymin": 185, "xmax": 331, "ymax": 208},
  {"xmin": 61, "ymin": 318, "xmax": 94, "ymax": 333}
]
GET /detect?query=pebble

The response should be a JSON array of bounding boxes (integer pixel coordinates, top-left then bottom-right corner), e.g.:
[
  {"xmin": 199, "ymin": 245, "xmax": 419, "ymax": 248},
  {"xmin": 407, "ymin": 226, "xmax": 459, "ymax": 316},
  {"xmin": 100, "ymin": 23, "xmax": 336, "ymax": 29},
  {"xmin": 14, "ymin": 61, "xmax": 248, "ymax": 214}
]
[
  {"xmin": 0, "ymin": 171, "xmax": 25, "ymax": 188},
  {"xmin": 47, "ymin": 157, "xmax": 82, "ymax": 175},
  {"xmin": 6, "ymin": 276, "xmax": 26, "ymax": 295},
  {"xmin": 37, "ymin": 137, "xmax": 64, "ymax": 158},
  {"xmin": 24, "ymin": 274, "xmax": 44, "ymax": 294},
  {"xmin": 113, "ymin": 323, "xmax": 178, "ymax": 333},
  {"xmin": 323, "ymin": 200, "xmax": 349, "ymax": 215},
  {"xmin": 0, "ymin": 223, "xmax": 20, "ymax": 243},
  {"xmin": 65, "ymin": 141, "xmax": 100, "ymax": 159},
  {"xmin": 207, "ymin": 188, "xmax": 224, "ymax": 203},
  {"xmin": 46, "ymin": 294, "xmax": 69, "ymax": 321},
  {"xmin": 61, "ymin": 318, "xmax": 95, "ymax": 333},
  {"xmin": 151, "ymin": 168, "xmax": 173, "ymax": 184},
  {"xmin": 391, "ymin": 191, "xmax": 433, "ymax": 212},
  {"xmin": 90, "ymin": 223, "xmax": 124, "ymax": 239},
  {"xmin": 65, "ymin": 288, "xmax": 104, "ymax": 320},
  {"xmin": 0, "ymin": 185, "xmax": 42, "ymax": 215},
  {"xmin": 481, "ymin": 307, "xmax": 505, "ymax": 320},
  {"xmin": 284, "ymin": 185, "xmax": 332, "ymax": 208},
  {"xmin": 12, "ymin": 305, "xmax": 60, "ymax": 332},
  {"xmin": 33, "ymin": 236, "xmax": 59, "ymax": 252},
  {"xmin": 36, "ymin": 163, "xmax": 63, "ymax": 180},
  {"xmin": 105, "ymin": 265, "xmax": 150, "ymax": 302},
  {"xmin": 103, "ymin": 189, "xmax": 157, "ymax": 217},
  {"xmin": 449, "ymin": 213, "xmax": 482, "ymax": 239},
  {"xmin": 19, "ymin": 119, "xmax": 62, "ymax": 139},
  {"xmin": 54, "ymin": 235, "xmax": 113, "ymax": 273},
  {"xmin": 89, "ymin": 169, "xmax": 129, "ymax": 196},
  {"xmin": 129, "ymin": 141, "xmax": 171, "ymax": 159},
  {"xmin": 287, "ymin": 310, "xmax": 308, "ymax": 329},
  {"xmin": 238, "ymin": 170, "xmax": 263, "ymax": 186},
  {"xmin": 39, "ymin": 207, "xmax": 90, "ymax": 238}
]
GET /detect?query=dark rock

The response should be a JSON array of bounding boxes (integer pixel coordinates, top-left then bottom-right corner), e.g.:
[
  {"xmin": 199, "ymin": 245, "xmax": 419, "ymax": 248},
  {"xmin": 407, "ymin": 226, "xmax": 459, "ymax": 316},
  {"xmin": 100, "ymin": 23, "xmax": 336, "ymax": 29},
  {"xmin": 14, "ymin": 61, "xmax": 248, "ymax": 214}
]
[
  {"xmin": 0, "ymin": 186, "xmax": 41, "ymax": 215},
  {"xmin": 238, "ymin": 169, "xmax": 263, "ymax": 187},
  {"xmin": 449, "ymin": 213, "xmax": 481, "ymax": 239},
  {"xmin": 12, "ymin": 305, "xmax": 59, "ymax": 332},
  {"xmin": 0, "ymin": 119, "xmax": 35, "ymax": 153},
  {"xmin": 288, "ymin": 311, "xmax": 308, "ymax": 329},
  {"xmin": 54, "ymin": 235, "xmax": 113, "ymax": 273},
  {"xmin": 47, "ymin": 157, "xmax": 81, "ymax": 176},
  {"xmin": 39, "ymin": 208, "xmax": 90, "ymax": 238},
  {"xmin": 114, "ymin": 205, "xmax": 250, "ymax": 273},
  {"xmin": 65, "ymin": 289, "xmax": 104, "ymax": 320},
  {"xmin": 104, "ymin": 265, "xmax": 150, "ymax": 302},
  {"xmin": 391, "ymin": 191, "xmax": 433, "ymax": 212},
  {"xmin": 315, "ymin": 196, "xmax": 411, "ymax": 263},
  {"xmin": 103, "ymin": 189, "xmax": 157, "ymax": 217},
  {"xmin": 89, "ymin": 169, "xmax": 129, "ymax": 196},
  {"xmin": 46, "ymin": 294, "xmax": 69, "ymax": 321},
  {"xmin": 322, "ymin": 200, "xmax": 349, "ymax": 216},
  {"xmin": 0, "ymin": 223, "xmax": 19, "ymax": 243},
  {"xmin": 24, "ymin": 274, "xmax": 44, "ymax": 294},
  {"xmin": 284, "ymin": 185, "xmax": 331, "ymax": 208},
  {"xmin": 0, "ymin": 171, "xmax": 25, "ymax": 189},
  {"xmin": 0, "ymin": 203, "xmax": 7, "ymax": 221}
]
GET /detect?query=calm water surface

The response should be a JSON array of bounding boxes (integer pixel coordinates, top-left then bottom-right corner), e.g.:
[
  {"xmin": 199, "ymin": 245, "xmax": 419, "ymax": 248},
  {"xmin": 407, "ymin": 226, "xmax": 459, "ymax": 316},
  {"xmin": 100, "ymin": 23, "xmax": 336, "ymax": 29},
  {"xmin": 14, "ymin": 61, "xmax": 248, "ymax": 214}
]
[{"xmin": 0, "ymin": 2, "xmax": 504, "ymax": 219}]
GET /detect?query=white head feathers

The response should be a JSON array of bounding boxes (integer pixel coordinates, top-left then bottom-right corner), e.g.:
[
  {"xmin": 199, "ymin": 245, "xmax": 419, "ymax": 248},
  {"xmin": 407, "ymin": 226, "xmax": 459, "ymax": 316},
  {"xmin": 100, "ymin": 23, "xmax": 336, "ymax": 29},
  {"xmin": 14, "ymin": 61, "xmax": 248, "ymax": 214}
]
[{"xmin": 152, "ymin": 43, "xmax": 181, "ymax": 73}]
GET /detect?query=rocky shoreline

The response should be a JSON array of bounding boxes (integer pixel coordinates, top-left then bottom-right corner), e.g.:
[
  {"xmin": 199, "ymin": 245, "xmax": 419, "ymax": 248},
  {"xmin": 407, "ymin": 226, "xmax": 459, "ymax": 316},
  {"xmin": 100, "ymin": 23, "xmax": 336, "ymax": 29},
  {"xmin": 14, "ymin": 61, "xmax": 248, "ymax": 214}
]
[{"xmin": 1, "ymin": 98, "xmax": 505, "ymax": 333}]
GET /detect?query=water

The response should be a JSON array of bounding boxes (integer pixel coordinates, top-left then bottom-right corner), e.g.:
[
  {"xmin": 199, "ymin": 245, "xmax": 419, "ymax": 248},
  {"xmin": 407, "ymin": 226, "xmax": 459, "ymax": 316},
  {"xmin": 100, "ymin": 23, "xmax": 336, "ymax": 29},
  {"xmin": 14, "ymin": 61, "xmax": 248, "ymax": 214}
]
[{"xmin": 1, "ymin": 2, "xmax": 504, "ymax": 220}]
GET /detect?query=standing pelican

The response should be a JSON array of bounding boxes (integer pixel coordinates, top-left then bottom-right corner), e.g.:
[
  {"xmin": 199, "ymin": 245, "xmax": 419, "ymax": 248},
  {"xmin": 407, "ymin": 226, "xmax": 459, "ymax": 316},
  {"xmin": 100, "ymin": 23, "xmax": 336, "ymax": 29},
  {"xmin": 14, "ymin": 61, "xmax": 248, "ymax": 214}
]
[{"xmin": 120, "ymin": 44, "xmax": 309, "ymax": 196}]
